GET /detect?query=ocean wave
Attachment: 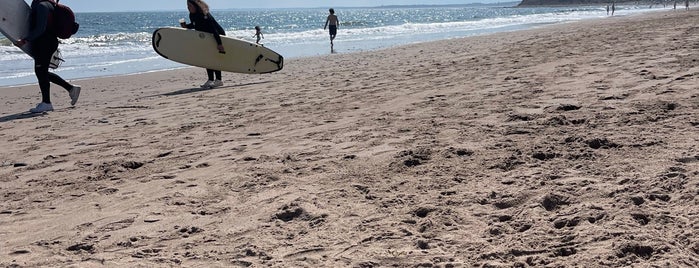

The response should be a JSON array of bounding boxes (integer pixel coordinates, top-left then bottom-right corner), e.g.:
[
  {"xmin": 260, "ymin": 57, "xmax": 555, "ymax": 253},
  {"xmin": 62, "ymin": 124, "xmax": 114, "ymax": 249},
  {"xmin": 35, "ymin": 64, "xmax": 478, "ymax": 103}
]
[
  {"xmin": 242, "ymin": 9, "xmax": 607, "ymax": 45},
  {"xmin": 0, "ymin": 5, "xmax": 668, "ymax": 86},
  {"xmin": 62, "ymin": 32, "xmax": 152, "ymax": 45}
]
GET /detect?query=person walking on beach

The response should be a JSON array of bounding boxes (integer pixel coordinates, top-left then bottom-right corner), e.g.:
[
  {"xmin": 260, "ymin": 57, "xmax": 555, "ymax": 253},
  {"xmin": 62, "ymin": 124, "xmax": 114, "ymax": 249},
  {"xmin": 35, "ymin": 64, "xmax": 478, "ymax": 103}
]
[
  {"xmin": 15, "ymin": 0, "xmax": 81, "ymax": 113},
  {"xmin": 611, "ymin": 2, "xmax": 616, "ymax": 16},
  {"xmin": 181, "ymin": 0, "xmax": 226, "ymax": 89},
  {"xmin": 324, "ymin": 8, "xmax": 340, "ymax": 52},
  {"xmin": 253, "ymin": 26, "xmax": 264, "ymax": 45}
]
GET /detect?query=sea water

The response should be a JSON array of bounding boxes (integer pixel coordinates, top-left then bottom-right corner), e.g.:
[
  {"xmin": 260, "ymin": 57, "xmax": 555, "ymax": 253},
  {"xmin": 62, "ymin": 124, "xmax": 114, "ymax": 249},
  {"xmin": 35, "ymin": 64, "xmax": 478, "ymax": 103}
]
[{"xmin": 0, "ymin": 4, "xmax": 666, "ymax": 86}]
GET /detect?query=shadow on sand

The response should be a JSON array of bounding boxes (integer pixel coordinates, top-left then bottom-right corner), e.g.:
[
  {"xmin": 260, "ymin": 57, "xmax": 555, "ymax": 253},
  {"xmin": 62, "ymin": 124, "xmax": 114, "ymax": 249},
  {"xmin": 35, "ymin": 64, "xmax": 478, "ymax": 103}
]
[
  {"xmin": 0, "ymin": 112, "xmax": 45, "ymax": 123},
  {"xmin": 160, "ymin": 81, "xmax": 275, "ymax": 97}
]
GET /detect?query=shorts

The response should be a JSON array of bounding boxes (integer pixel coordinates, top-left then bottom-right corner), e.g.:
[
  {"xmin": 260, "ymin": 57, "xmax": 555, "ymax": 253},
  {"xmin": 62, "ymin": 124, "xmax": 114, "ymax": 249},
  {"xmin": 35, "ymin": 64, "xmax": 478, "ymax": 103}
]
[{"xmin": 329, "ymin": 25, "xmax": 337, "ymax": 36}]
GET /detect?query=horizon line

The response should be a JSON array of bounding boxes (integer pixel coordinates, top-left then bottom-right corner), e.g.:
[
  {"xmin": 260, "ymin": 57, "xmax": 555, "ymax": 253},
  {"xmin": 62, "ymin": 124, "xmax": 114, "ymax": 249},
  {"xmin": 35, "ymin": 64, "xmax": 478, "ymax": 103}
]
[{"xmin": 73, "ymin": 2, "xmax": 520, "ymax": 13}]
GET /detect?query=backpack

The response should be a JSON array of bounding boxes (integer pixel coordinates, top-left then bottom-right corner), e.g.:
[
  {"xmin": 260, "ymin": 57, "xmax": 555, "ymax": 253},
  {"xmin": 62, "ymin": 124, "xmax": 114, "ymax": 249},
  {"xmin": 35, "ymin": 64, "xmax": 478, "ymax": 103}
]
[{"xmin": 46, "ymin": 0, "xmax": 80, "ymax": 39}]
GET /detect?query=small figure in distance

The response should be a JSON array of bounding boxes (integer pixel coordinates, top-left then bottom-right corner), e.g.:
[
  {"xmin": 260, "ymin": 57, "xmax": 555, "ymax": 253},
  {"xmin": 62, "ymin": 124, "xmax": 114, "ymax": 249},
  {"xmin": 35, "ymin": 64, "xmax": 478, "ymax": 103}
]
[
  {"xmin": 253, "ymin": 26, "xmax": 264, "ymax": 45},
  {"xmin": 15, "ymin": 0, "xmax": 81, "ymax": 113},
  {"xmin": 181, "ymin": 0, "xmax": 226, "ymax": 89},
  {"xmin": 324, "ymin": 8, "xmax": 340, "ymax": 52}
]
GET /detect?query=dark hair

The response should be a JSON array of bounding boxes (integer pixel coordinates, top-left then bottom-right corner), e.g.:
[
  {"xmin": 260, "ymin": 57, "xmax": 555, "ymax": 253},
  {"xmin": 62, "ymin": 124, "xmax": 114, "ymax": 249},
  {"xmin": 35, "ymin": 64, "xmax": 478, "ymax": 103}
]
[
  {"xmin": 188, "ymin": 0, "xmax": 209, "ymax": 15},
  {"xmin": 329, "ymin": 8, "xmax": 335, "ymax": 14}
]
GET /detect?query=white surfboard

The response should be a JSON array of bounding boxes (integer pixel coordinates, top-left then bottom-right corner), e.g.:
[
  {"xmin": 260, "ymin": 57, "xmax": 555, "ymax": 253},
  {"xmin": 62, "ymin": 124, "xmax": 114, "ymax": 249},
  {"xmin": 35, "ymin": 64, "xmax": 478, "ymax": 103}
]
[
  {"xmin": 152, "ymin": 27, "xmax": 283, "ymax": 74},
  {"xmin": 0, "ymin": 0, "xmax": 32, "ymax": 55}
]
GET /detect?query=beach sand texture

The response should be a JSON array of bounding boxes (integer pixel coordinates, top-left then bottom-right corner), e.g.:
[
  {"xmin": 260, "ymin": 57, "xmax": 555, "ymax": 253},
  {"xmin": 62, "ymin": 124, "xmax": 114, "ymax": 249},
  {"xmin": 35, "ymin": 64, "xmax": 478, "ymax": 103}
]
[{"xmin": 1, "ymin": 10, "xmax": 698, "ymax": 267}]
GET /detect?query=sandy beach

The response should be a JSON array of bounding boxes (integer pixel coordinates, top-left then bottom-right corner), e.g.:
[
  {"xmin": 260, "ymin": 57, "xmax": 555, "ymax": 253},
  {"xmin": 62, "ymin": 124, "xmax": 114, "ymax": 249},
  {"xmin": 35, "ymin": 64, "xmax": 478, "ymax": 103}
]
[{"xmin": 1, "ymin": 9, "xmax": 698, "ymax": 267}]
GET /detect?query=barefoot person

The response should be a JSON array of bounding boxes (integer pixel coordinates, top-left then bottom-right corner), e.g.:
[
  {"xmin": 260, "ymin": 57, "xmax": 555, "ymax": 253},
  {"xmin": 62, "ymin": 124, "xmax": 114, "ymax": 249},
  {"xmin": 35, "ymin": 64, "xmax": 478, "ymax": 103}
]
[
  {"xmin": 324, "ymin": 8, "xmax": 340, "ymax": 52},
  {"xmin": 253, "ymin": 26, "xmax": 264, "ymax": 45},
  {"xmin": 15, "ymin": 0, "xmax": 81, "ymax": 113}
]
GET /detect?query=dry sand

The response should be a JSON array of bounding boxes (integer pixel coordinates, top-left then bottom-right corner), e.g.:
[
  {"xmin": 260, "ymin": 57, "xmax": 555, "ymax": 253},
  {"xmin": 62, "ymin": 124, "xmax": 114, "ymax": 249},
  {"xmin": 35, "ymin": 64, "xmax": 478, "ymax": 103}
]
[{"xmin": 1, "ymin": 10, "xmax": 698, "ymax": 268}]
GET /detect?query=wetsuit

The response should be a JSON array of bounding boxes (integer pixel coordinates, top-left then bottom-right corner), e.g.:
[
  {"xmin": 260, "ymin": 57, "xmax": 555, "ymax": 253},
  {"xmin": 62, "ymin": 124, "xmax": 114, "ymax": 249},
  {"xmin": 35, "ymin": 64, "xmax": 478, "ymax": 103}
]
[
  {"xmin": 184, "ymin": 13, "xmax": 226, "ymax": 81},
  {"xmin": 27, "ymin": 0, "xmax": 72, "ymax": 104}
]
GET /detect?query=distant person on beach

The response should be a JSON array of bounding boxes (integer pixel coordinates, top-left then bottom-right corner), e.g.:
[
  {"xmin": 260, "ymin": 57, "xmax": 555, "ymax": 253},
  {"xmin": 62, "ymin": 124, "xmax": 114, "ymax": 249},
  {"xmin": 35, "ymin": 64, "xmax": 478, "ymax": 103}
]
[
  {"xmin": 611, "ymin": 2, "xmax": 616, "ymax": 16},
  {"xmin": 686, "ymin": 0, "xmax": 690, "ymax": 10},
  {"xmin": 253, "ymin": 26, "xmax": 264, "ymax": 45},
  {"xmin": 606, "ymin": 4, "xmax": 610, "ymax": 15},
  {"xmin": 324, "ymin": 8, "xmax": 340, "ymax": 52},
  {"xmin": 14, "ymin": 0, "xmax": 81, "ymax": 113},
  {"xmin": 180, "ymin": 0, "xmax": 226, "ymax": 89}
]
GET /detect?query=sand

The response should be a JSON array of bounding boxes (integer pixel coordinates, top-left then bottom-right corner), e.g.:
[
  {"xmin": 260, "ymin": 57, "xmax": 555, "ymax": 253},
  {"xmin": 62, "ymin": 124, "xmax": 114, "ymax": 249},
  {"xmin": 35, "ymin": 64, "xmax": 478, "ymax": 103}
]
[{"xmin": 1, "ymin": 9, "xmax": 698, "ymax": 267}]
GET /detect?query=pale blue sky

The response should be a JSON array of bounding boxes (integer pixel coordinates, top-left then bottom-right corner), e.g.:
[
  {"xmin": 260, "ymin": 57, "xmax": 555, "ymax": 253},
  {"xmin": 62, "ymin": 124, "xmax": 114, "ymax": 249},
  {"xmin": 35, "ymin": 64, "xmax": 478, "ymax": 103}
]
[{"xmin": 31, "ymin": 0, "xmax": 503, "ymax": 12}]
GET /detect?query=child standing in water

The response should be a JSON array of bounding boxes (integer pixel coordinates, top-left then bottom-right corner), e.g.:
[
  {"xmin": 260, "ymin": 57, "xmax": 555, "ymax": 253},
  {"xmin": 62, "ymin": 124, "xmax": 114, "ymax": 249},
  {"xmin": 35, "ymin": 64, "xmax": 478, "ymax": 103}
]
[
  {"xmin": 323, "ymin": 8, "xmax": 339, "ymax": 52},
  {"xmin": 253, "ymin": 26, "xmax": 264, "ymax": 45}
]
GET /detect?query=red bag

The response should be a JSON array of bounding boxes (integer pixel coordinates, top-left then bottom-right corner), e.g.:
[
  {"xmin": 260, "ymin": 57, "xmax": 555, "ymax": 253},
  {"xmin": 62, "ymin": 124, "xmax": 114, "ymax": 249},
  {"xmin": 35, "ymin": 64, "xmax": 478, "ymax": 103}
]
[{"xmin": 47, "ymin": 0, "xmax": 80, "ymax": 39}]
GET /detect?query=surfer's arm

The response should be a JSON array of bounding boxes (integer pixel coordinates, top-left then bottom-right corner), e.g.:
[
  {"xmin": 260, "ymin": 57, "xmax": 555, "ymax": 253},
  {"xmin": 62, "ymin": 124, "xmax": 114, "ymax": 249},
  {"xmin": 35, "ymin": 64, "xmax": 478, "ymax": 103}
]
[
  {"xmin": 206, "ymin": 20, "xmax": 224, "ymax": 53},
  {"xmin": 205, "ymin": 19, "xmax": 224, "ymax": 46},
  {"xmin": 213, "ymin": 34, "xmax": 223, "ymax": 46},
  {"xmin": 24, "ymin": 3, "xmax": 51, "ymax": 41}
]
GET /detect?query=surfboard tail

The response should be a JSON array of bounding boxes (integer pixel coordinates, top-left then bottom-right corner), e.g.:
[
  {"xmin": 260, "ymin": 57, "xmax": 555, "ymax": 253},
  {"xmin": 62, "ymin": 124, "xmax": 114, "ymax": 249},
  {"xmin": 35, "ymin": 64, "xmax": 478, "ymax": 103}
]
[{"xmin": 263, "ymin": 55, "xmax": 283, "ymax": 73}]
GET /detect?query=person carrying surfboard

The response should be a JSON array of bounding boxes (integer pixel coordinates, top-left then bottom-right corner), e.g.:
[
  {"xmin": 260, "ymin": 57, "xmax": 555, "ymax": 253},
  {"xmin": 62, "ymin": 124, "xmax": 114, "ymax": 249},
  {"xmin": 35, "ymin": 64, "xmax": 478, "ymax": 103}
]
[
  {"xmin": 324, "ymin": 8, "xmax": 340, "ymax": 52},
  {"xmin": 15, "ymin": 0, "xmax": 81, "ymax": 113},
  {"xmin": 181, "ymin": 0, "xmax": 226, "ymax": 89}
]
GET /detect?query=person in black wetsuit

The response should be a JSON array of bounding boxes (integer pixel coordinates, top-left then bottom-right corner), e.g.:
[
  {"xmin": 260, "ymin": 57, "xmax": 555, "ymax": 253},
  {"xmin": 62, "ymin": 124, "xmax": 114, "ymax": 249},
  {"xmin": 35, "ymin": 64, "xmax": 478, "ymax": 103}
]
[
  {"xmin": 15, "ymin": 0, "xmax": 81, "ymax": 113},
  {"xmin": 180, "ymin": 0, "xmax": 226, "ymax": 89}
]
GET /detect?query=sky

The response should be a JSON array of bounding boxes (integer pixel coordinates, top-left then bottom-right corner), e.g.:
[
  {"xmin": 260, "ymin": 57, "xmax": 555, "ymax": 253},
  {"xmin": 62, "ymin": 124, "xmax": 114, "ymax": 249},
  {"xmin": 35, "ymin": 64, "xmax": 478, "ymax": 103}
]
[{"xmin": 31, "ymin": 0, "xmax": 503, "ymax": 12}]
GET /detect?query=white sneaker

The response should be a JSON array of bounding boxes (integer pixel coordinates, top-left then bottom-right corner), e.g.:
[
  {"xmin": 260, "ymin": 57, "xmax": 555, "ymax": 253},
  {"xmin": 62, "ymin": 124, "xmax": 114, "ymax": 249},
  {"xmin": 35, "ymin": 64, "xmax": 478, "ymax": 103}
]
[
  {"xmin": 29, "ymin": 102, "xmax": 54, "ymax": 113},
  {"xmin": 212, "ymin": 80, "xmax": 223, "ymax": 88},
  {"xmin": 69, "ymin": 85, "xmax": 81, "ymax": 106},
  {"xmin": 200, "ymin": 80, "xmax": 214, "ymax": 89}
]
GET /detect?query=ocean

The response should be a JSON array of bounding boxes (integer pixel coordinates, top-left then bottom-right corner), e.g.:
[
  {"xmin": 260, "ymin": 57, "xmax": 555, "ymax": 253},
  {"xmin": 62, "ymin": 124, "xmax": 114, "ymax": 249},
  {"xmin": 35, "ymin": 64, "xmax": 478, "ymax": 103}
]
[{"xmin": 0, "ymin": 4, "xmax": 666, "ymax": 86}]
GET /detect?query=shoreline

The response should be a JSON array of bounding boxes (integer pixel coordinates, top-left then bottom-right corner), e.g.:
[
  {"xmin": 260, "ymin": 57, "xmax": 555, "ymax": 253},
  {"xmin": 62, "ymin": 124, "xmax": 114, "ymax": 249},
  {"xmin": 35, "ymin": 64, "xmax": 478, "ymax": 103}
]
[
  {"xmin": 1, "ymin": 9, "xmax": 698, "ymax": 267},
  {"xmin": 0, "ymin": 6, "xmax": 670, "ymax": 88}
]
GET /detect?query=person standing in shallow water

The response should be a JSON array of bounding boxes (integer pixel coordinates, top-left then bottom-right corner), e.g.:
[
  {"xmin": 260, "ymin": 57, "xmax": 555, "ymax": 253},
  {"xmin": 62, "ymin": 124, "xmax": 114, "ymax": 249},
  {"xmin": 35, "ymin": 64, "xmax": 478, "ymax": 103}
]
[
  {"xmin": 181, "ymin": 0, "xmax": 226, "ymax": 89},
  {"xmin": 15, "ymin": 0, "xmax": 81, "ymax": 113},
  {"xmin": 253, "ymin": 26, "xmax": 264, "ymax": 45},
  {"xmin": 324, "ymin": 8, "xmax": 340, "ymax": 52}
]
